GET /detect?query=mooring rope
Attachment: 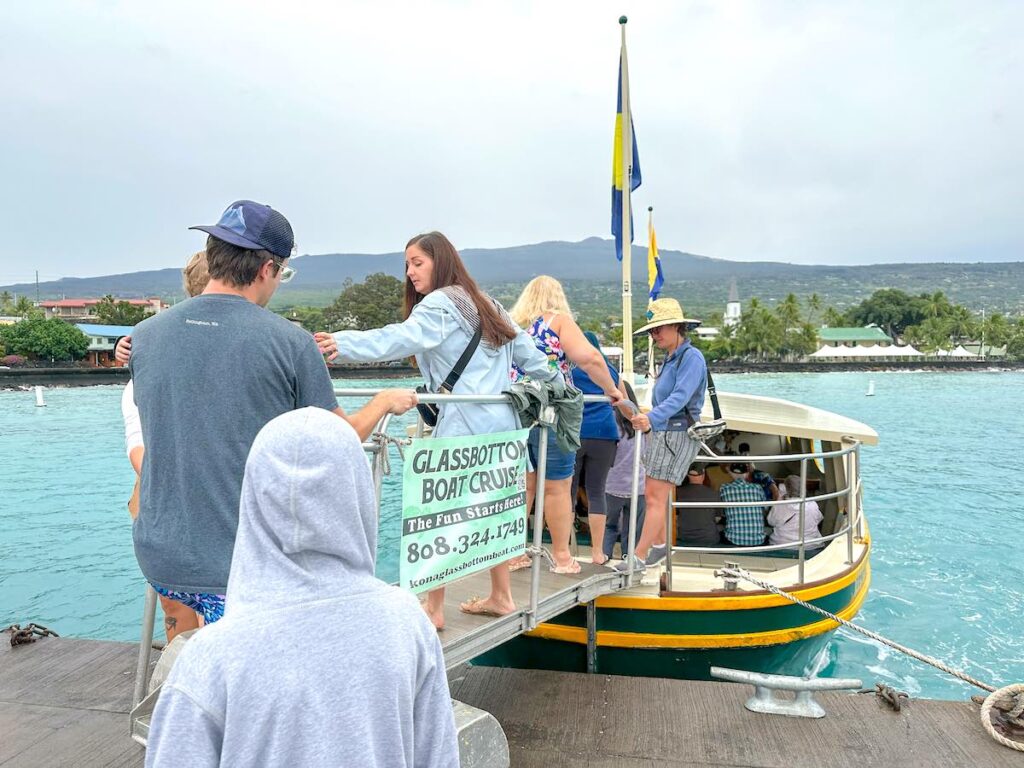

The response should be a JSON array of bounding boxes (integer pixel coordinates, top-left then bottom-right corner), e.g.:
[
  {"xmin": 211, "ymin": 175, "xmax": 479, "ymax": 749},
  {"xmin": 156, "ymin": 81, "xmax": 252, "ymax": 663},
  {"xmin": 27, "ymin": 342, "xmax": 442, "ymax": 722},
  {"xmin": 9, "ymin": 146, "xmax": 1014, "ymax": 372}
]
[
  {"xmin": 717, "ymin": 565, "xmax": 1024, "ymax": 752},
  {"xmin": 370, "ymin": 432, "xmax": 410, "ymax": 476}
]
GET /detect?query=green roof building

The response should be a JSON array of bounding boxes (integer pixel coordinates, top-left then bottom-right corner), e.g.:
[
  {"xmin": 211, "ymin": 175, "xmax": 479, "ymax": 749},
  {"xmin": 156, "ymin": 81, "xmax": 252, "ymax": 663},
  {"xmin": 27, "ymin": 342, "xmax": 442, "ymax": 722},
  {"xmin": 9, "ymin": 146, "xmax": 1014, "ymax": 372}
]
[{"xmin": 818, "ymin": 326, "xmax": 893, "ymax": 347}]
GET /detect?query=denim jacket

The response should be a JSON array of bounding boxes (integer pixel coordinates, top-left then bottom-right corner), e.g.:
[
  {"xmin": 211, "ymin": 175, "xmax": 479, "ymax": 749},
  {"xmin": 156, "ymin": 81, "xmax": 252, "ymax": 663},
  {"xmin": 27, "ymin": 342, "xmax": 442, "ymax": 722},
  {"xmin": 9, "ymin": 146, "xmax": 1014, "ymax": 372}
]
[
  {"xmin": 333, "ymin": 290, "xmax": 557, "ymax": 438},
  {"xmin": 649, "ymin": 341, "xmax": 707, "ymax": 432}
]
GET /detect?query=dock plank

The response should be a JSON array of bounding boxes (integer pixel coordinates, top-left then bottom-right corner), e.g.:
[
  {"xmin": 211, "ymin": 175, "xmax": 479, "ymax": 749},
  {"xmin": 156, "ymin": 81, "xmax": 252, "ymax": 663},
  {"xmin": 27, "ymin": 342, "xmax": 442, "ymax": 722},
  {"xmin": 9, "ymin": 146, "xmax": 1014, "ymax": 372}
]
[
  {"xmin": 4, "ymin": 636, "xmax": 1021, "ymax": 767},
  {"xmin": 450, "ymin": 666, "xmax": 1022, "ymax": 768}
]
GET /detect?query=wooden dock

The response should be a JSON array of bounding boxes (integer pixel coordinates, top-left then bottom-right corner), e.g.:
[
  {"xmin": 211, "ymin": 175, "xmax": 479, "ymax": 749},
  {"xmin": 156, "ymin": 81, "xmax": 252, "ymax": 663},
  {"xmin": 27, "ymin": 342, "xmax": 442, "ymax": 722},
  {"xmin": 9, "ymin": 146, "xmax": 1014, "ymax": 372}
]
[{"xmin": 3, "ymin": 635, "xmax": 1020, "ymax": 767}]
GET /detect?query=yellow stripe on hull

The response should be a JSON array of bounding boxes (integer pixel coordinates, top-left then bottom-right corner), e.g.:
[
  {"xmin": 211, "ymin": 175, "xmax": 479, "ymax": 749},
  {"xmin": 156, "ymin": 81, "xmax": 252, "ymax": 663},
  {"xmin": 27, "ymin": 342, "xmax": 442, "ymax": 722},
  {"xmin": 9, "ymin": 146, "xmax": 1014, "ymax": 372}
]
[
  {"xmin": 596, "ymin": 537, "xmax": 870, "ymax": 612},
  {"xmin": 528, "ymin": 564, "xmax": 871, "ymax": 650}
]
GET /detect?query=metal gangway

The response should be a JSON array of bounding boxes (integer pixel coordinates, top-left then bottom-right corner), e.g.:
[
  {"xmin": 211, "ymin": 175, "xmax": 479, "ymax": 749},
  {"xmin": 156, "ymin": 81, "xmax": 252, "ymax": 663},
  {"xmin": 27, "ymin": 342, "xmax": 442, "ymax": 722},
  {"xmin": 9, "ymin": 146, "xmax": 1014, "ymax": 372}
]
[{"xmin": 342, "ymin": 388, "xmax": 645, "ymax": 671}]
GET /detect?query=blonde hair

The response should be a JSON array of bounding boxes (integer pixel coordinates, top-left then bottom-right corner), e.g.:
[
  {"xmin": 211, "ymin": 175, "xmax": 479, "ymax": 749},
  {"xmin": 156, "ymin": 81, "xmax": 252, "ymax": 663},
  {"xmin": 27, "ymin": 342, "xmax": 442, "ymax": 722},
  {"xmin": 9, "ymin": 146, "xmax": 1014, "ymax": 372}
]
[
  {"xmin": 182, "ymin": 251, "xmax": 210, "ymax": 298},
  {"xmin": 509, "ymin": 275, "xmax": 572, "ymax": 328}
]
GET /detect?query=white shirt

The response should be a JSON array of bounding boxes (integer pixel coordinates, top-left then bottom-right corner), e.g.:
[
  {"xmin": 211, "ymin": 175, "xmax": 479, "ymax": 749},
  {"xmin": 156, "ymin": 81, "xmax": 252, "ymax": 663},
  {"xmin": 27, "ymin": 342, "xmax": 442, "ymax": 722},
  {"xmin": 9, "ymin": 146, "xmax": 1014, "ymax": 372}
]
[
  {"xmin": 767, "ymin": 495, "xmax": 823, "ymax": 546},
  {"xmin": 121, "ymin": 380, "xmax": 143, "ymax": 456}
]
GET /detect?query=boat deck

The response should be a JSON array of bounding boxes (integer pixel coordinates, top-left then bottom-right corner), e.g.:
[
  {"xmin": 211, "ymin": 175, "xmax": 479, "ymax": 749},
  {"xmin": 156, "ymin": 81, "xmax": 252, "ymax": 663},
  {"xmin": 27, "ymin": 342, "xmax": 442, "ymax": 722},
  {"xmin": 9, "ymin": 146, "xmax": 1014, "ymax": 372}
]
[{"xmin": 3, "ymin": 636, "xmax": 1020, "ymax": 767}]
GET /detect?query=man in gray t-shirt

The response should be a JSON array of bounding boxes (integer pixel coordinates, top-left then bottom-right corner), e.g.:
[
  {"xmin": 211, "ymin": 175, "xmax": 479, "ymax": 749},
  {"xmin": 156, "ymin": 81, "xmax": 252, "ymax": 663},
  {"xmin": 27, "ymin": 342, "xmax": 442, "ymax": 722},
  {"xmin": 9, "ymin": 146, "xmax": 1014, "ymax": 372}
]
[{"xmin": 129, "ymin": 200, "xmax": 415, "ymax": 608}]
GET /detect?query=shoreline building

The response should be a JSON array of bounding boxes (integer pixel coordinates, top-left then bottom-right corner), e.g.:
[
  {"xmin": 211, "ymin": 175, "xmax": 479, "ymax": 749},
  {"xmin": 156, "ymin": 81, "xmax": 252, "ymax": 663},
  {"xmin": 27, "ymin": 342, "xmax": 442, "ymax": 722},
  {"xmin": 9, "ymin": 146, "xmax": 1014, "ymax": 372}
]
[
  {"xmin": 40, "ymin": 298, "xmax": 167, "ymax": 322},
  {"xmin": 73, "ymin": 323, "xmax": 136, "ymax": 367},
  {"xmin": 723, "ymin": 278, "xmax": 741, "ymax": 328}
]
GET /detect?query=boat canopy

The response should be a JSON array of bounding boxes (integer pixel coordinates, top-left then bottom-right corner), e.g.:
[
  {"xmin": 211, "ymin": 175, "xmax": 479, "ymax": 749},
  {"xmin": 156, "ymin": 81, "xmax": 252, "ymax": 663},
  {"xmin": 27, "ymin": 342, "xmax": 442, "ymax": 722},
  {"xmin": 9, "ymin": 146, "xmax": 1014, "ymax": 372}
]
[{"xmin": 700, "ymin": 391, "xmax": 879, "ymax": 446}]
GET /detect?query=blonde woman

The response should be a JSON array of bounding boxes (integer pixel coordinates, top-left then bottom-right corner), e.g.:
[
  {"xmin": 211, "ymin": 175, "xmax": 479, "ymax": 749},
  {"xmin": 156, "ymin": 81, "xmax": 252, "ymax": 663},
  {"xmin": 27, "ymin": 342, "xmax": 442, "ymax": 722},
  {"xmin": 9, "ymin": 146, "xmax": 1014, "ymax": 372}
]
[{"xmin": 509, "ymin": 276, "xmax": 626, "ymax": 573}]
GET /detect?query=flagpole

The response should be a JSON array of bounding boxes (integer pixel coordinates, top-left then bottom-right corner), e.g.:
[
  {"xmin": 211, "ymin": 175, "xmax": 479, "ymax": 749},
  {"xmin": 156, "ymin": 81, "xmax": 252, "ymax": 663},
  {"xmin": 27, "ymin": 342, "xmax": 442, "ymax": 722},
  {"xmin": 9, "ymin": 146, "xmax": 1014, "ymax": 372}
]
[
  {"xmin": 619, "ymin": 15, "xmax": 634, "ymax": 381},
  {"xmin": 647, "ymin": 206, "xmax": 656, "ymax": 379}
]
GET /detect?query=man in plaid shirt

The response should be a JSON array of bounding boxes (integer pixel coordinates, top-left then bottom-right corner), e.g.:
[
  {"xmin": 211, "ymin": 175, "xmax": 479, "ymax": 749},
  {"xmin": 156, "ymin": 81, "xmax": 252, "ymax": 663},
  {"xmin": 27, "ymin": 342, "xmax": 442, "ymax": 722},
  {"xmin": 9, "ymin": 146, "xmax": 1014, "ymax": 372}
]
[{"xmin": 719, "ymin": 463, "xmax": 768, "ymax": 546}]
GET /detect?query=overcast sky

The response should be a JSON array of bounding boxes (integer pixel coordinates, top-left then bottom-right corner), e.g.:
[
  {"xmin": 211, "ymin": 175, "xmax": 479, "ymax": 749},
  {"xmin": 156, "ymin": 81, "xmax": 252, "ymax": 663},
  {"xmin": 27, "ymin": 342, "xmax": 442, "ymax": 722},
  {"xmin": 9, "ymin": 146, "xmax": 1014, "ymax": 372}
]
[{"xmin": 2, "ymin": 0, "xmax": 1021, "ymax": 283}]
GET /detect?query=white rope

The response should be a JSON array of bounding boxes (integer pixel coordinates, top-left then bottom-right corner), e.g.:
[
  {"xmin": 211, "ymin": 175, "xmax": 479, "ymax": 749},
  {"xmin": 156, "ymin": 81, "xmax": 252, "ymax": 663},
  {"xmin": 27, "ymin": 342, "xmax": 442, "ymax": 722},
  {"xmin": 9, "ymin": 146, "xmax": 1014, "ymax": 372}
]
[{"xmin": 719, "ymin": 566, "xmax": 1024, "ymax": 752}]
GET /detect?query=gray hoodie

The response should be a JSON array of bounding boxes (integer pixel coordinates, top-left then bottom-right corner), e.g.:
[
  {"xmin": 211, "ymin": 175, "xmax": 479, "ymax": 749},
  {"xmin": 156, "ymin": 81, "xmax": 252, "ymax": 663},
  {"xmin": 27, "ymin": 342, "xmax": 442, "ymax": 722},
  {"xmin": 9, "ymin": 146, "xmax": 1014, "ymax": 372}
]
[{"xmin": 145, "ymin": 408, "xmax": 459, "ymax": 768}]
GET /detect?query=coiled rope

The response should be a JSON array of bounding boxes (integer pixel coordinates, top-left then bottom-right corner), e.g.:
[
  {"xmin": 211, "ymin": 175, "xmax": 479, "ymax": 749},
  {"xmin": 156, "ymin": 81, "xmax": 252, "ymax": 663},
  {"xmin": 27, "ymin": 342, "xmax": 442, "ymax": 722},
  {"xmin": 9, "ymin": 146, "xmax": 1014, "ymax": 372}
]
[{"xmin": 717, "ymin": 565, "xmax": 1024, "ymax": 752}]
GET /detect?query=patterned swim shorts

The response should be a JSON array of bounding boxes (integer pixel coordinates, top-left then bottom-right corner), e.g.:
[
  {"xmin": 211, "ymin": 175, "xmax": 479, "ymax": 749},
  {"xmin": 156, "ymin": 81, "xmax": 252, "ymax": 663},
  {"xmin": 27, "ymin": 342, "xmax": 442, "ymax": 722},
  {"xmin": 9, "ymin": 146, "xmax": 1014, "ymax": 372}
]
[{"xmin": 150, "ymin": 584, "xmax": 226, "ymax": 625}]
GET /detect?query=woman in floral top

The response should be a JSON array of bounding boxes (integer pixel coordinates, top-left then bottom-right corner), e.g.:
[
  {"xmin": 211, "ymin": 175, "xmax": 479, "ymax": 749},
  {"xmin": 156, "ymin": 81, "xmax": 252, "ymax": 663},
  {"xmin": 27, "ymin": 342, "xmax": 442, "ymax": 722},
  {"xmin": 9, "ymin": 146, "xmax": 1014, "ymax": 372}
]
[{"xmin": 509, "ymin": 276, "xmax": 627, "ymax": 573}]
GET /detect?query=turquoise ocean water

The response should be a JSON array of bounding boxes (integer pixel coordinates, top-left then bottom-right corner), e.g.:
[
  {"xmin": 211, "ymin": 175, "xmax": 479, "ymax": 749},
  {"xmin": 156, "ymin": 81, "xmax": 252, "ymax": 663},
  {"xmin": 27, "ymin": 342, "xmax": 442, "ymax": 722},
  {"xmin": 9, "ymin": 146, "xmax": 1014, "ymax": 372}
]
[{"xmin": 2, "ymin": 372, "xmax": 1022, "ymax": 700}]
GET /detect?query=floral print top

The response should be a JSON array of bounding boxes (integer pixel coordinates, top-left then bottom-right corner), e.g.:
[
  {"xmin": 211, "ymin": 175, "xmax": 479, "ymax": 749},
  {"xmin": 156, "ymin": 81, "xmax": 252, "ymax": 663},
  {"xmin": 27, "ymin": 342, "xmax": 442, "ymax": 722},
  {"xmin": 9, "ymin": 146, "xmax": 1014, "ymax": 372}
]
[{"xmin": 511, "ymin": 315, "xmax": 571, "ymax": 383}]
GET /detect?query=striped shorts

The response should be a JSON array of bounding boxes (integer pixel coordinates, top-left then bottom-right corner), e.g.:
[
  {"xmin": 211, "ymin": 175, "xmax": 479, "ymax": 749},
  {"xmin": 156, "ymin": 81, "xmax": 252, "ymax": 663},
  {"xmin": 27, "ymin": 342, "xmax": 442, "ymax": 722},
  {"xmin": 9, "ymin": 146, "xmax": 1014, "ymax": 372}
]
[{"xmin": 642, "ymin": 430, "xmax": 700, "ymax": 486}]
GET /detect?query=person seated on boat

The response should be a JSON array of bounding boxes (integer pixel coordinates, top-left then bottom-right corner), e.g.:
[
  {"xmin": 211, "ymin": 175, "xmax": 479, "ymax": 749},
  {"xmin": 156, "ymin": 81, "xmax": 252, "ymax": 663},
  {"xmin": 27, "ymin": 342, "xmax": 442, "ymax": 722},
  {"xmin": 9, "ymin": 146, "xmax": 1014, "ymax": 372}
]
[
  {"xmin": 675, "ymin": 464, "xmax": 721, "ymax": 548},
  {"xmin": 121, "ymin": 252, "xmax": 211, "ymax": 642},
  {"xmin": 328, "ymin": 232, "xmax": 560, "ymax": 629},
  {"xmin": 737, "ymin": 442, "xmax": 780, "ymax": 502},
  {"xmin": 719, "ymin": 462, "xmax": 769, "ymax": 547},
  {"xmin": 570, "ymin": 331, "xmax": 627, "ymax": 565},
  {"xmin": 616, "ymin": 299, "xmax": 707, "ymax": 572},
  {"xmin": 123, "ymin": 200, "xmax": 417, "ymax": 627},
  {"xmin": 510, "ymin": 276, "xmax": 628, "ymax": 575},
  {"xmin": 602, "ymin": 384, "xmax": 646, "ymax": 560},
  {"xmin": 766, "ymin": 474, "xmax": 823, "ymax": 549},
  {"xmin": 144, "ymin": 408, "xmax": 459, "ymax": 768}
]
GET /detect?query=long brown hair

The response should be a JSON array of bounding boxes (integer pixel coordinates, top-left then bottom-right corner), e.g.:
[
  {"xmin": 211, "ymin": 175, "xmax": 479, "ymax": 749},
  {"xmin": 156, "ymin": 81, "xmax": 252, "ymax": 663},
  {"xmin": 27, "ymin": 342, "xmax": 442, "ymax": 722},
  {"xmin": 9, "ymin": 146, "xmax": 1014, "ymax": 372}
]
[{"xmin": 404, "ymin": 232, "xmax": 516, "ymax": 347}]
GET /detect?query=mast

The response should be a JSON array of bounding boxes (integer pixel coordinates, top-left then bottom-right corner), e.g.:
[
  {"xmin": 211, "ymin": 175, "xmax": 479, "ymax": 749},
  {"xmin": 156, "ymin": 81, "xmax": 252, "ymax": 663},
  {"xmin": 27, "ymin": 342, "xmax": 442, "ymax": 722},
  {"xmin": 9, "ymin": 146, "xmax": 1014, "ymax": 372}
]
[{"xmin": 619, "ymin": 16, "xmax": 634, "ymax": 379}]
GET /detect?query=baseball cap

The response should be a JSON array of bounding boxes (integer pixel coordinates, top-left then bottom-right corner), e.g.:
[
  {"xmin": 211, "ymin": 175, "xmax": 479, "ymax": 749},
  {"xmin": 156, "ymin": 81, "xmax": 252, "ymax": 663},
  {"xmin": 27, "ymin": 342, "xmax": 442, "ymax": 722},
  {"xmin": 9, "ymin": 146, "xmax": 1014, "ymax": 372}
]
[
  {"xmin": 687, "ymin": 464, "xmax": 705, "ymax": 475},
  {"xmin": 728, "ymin": 462, "xmax": 750, "ymax": 475},
  {"xmin": 190, "ymin": 200, "xmax": 295, "ymax": 261}
]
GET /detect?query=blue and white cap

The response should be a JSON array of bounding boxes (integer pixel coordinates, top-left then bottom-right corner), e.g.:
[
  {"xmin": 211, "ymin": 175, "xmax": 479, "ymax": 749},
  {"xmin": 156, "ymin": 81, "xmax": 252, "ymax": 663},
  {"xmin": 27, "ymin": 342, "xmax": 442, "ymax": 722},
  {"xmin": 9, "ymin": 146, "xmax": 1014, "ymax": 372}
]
[{"xmin": 190, "ymin": 200, "xmax": 294, "ymax": 260}]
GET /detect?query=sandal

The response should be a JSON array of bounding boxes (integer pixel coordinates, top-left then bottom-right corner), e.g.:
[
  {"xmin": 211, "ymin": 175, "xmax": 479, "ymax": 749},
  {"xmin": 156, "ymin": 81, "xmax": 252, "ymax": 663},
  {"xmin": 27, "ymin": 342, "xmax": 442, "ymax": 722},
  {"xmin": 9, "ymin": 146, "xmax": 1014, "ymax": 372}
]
[
  {"xmin": 508, "ymin": 554, "xmax": 533, "ymax": 572},
  {"xmin": 549, "ymin": 557, "xmax": 581, "ymax": 575},
  {"xmin": 459, "ymin": 596, "xmax": 514, "ymax": 617}
]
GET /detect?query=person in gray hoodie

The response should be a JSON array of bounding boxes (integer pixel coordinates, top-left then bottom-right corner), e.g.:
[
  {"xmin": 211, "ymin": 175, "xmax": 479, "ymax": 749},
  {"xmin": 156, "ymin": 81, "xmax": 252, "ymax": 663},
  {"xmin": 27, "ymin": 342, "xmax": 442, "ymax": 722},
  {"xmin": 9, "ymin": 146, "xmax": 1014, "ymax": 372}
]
[{"xmin": 145, "ymin": 407, "xmax": 459, "ymax": 768}]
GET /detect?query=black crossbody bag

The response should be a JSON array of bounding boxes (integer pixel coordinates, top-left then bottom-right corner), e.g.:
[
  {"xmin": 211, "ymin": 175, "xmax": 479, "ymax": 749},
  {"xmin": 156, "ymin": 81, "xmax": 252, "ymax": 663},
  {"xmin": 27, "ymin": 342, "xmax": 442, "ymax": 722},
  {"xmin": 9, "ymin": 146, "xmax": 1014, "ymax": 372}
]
[{"xmin": 415, "ymin": 325, "xmax": 483, "ymax": 427}]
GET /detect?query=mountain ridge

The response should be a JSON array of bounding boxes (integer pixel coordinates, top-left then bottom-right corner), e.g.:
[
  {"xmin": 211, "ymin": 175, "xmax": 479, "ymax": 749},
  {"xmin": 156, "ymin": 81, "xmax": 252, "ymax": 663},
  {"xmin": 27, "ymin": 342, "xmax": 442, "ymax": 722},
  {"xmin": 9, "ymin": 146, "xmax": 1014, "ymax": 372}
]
[{"xmin": 4, "ymin": 238, "xmax": 1022, "ymax": 314}]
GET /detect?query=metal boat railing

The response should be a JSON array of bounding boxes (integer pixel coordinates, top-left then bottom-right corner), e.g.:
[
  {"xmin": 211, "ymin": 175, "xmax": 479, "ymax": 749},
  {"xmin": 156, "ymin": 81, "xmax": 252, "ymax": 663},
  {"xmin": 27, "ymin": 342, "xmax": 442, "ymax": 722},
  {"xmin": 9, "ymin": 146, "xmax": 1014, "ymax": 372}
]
[
  {"xmin": 334, "ymin": 388, "xmax": 647, "ymax": 618},
  {"xmin": 664, "ymin": 441, "xmax": 863, "ymax": 590}
]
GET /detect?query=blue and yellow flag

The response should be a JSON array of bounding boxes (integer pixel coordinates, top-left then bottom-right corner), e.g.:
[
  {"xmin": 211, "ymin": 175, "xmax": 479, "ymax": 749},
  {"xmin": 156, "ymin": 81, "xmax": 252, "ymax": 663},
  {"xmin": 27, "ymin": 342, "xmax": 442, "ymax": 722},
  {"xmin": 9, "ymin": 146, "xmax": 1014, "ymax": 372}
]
[
  {"xmin": 611, "ymin": 56, "xmax": 641, "ymax": 262},
  {"xmin": 647, "ymin": 212, "xmax": 664, "ymax": 302}
]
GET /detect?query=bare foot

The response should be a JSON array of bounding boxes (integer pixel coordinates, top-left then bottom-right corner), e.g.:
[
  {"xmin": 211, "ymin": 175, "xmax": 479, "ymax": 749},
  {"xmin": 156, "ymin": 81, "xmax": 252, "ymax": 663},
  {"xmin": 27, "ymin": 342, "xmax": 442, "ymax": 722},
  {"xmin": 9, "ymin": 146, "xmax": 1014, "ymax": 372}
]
[
  {"xmin": 420, "ymin": 600, "xmax": 445, "ymax": 631},
  {"xmin": 459, "ymin": 595, "xmax": 517, "ymax": 617}
]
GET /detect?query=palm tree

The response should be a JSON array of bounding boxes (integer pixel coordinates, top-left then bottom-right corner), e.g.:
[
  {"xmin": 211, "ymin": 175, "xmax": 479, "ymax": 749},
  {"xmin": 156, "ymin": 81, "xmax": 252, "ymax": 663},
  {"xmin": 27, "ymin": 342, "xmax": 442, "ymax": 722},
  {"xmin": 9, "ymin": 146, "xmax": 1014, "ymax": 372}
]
[
  {"xmin": 775, "ymin": 293, "xmax": 802, "ymax": 330},
  {"xmin": 0, "ymin": 291, "xmax": 12, "ymax": 312},
  {"xmin": 806, "ymin": 293, "xmax": 822, "ymax": 326}
]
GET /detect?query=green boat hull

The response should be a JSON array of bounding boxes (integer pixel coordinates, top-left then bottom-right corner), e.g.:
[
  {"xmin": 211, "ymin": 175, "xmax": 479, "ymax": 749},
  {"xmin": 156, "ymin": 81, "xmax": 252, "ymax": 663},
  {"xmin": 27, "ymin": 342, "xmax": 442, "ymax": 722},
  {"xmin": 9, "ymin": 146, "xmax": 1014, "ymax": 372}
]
[{"xmin": 472, "ymin": 628, "xmax": 833, "ymax": 681}]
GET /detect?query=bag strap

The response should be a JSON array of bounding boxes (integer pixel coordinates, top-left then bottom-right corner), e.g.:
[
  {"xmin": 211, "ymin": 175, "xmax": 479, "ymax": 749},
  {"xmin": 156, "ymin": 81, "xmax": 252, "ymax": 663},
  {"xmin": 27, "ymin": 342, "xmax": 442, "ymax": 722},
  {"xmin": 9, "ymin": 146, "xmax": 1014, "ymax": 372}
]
[
  {"xmin": 439, "ymin": 325, "xmax": 483, "ymax": 393},
  {"xmin": 669, "ymin": 345, "xmax": 723, "ymax": 422}
]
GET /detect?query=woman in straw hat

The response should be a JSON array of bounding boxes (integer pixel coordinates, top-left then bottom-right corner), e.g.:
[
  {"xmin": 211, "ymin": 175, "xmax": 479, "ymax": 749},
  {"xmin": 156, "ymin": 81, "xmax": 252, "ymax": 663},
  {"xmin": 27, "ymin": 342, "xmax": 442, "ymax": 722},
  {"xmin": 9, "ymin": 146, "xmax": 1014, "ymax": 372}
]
[{"xmin": 616, "ymin": 298, "xmax": 708, "ymax": 572}]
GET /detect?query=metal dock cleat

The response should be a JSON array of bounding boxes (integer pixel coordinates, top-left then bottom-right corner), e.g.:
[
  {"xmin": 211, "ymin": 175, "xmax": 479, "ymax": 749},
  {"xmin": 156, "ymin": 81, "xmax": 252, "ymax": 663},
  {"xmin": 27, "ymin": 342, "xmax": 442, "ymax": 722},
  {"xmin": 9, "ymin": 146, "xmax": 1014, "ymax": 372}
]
[{"xmin": 711, "ymin": 666, "xmax": 862, "ymax": 719}]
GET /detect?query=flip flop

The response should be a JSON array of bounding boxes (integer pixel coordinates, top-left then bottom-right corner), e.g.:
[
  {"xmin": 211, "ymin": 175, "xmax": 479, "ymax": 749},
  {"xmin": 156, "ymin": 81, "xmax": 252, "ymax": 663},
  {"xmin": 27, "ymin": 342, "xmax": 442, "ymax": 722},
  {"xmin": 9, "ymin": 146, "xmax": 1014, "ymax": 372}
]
[
  {"xmin": 507, "ymin": 554, "xmax": 533, "ymax": 572},
  {"xmin": 459, "ymin": 596, "xmax": 511, "ymax": 618},
  {"xmin": 549, "ymin": 557, "xmax": 581, "ymax": 575}
]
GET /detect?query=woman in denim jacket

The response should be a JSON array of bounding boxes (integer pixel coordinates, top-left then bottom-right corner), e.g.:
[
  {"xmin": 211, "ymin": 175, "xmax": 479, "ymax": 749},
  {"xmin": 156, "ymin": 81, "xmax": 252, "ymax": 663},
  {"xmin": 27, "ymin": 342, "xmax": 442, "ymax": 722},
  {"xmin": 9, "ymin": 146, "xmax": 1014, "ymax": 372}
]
[{"xmin": 332, "ymin": 231, "xmax": 556, "ymax": 628}]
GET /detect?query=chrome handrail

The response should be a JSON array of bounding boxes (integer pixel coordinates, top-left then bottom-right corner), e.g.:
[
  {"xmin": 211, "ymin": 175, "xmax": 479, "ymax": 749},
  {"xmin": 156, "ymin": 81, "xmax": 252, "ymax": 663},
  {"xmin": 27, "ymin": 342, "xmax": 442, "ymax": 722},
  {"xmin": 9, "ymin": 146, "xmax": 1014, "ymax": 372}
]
[{"xmin": 335, "ymin": 387, "xmax": 645, "ymax": 623}]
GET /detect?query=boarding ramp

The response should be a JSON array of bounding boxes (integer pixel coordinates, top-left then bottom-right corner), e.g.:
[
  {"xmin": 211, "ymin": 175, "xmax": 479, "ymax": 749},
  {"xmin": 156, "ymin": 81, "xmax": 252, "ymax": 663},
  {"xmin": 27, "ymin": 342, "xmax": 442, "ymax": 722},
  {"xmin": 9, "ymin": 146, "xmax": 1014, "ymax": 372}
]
[
  {"xmin": 338, "ymin": 389, "xmax": 644, "ymax": 670},
  {"xmin": 129, "ymin": 390, "xmax": 643, "ymax": 766}
]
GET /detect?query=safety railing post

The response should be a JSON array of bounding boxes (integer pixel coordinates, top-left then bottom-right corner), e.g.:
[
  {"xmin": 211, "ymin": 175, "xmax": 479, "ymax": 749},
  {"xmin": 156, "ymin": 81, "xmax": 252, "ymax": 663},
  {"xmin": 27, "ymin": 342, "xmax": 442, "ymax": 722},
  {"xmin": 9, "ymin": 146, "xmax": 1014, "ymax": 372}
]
[
  {"xmin": 527, "ymin": 424, "xmax": 550, "ymax": 629},
  {"xmin": 854, "ymin": 443, "xmax": 863, "ymax": 540},
  {"xmin": 664, "ymin": 486, "xmax": 674, "ymax": 591},
  {"xmin": 625, "ymin": 418, "xmax": 643, "ymax": 588},
  {"xmin": 797, "ymin": 457, "xmax": 808, "ymax": 584},
  {"xmin": 845, "ymin": 447, "xmax": 855, "ymax": 565},
  {"xmin": 132, "ymin": 584, "xmax": 158, "ymax": 707}
]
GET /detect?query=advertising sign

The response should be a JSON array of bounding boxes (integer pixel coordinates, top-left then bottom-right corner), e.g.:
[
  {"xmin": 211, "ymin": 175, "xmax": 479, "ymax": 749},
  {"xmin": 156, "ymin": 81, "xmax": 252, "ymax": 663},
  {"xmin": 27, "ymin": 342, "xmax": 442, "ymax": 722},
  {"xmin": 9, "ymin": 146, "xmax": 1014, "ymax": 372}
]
[{"xmin": 400, "ymin": 429, "xmax": 529, "ymax": 593}]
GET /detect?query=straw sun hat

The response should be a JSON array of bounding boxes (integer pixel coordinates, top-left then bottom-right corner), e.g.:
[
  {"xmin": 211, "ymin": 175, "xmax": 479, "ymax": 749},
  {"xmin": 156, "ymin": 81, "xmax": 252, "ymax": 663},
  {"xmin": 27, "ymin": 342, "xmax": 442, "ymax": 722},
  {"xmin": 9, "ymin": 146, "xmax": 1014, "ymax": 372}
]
[{"xmin": 634, "ymin": 298, "xmax": 701, "ymax": 335}]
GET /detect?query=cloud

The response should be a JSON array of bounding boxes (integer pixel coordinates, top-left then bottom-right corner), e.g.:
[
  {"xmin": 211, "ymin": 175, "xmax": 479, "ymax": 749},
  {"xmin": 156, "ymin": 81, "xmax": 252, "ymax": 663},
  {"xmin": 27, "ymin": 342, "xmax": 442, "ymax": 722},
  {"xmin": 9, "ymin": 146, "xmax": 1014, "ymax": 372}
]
[{"xmin": 0, "ymin": 0, "xmax": 1021, "ymax": 279}]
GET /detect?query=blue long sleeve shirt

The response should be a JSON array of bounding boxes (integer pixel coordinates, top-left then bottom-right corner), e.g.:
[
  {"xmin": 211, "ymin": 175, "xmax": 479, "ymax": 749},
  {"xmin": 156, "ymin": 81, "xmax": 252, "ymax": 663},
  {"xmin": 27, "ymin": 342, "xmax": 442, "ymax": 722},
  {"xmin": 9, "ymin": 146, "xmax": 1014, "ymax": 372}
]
[
  {"xmin": 333, "ymin": 290, "xmax": 557, "ymax": 438},
  {"xmin": 649, "ymin": 340, "xmax": 707, "ymax": 431}
]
